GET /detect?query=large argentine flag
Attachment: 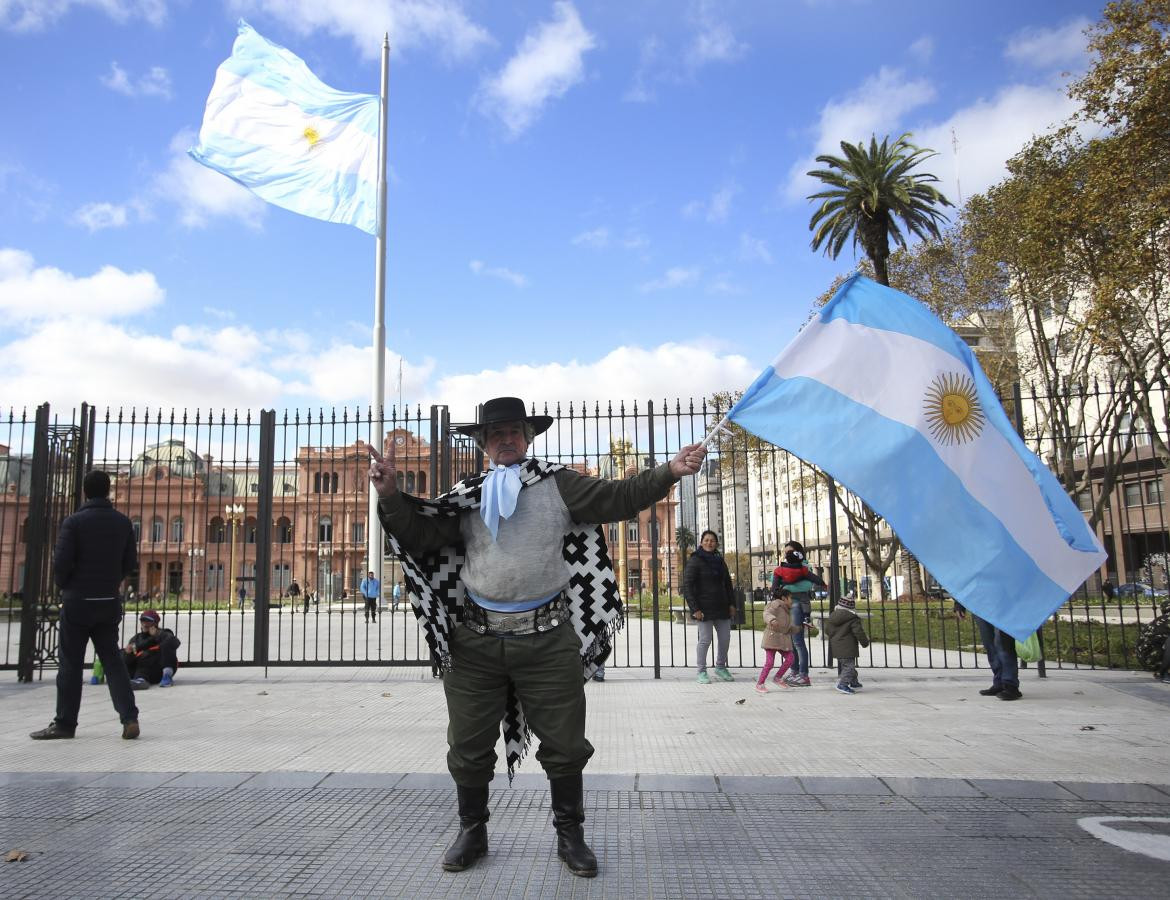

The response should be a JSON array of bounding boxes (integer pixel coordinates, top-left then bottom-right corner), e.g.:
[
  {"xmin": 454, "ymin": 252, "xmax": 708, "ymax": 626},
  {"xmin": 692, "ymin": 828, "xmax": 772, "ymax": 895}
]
[
  {"xmin": 190, "ymin": 20, "xmax": 379, "ymax": 234},
  {"xmin": 727, "ymin": 275, "xmax": 1105, "ymax": 640}
]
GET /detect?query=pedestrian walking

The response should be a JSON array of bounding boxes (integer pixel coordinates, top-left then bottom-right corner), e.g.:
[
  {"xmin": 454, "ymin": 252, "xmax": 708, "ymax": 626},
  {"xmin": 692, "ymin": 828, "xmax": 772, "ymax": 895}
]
[
  {"xmin": 755, "ymin": 588, "xmax": 799, "ymax": 693},
  {"xmin": 30, "ymin": 470, "xmax": 140, "ymax": 741},
  {"xmin": 825, "ymin": 594, "xmax": 869, "ymax": 694},
  {"xmin": 683, "ymin": 530, "xmax": 737, "ymax": 684}
]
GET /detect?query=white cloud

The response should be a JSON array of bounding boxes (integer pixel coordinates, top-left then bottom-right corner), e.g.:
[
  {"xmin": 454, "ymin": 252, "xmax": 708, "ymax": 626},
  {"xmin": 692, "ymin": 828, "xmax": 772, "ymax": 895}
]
[
  {"xmin": 476, "ymin": 1, "xmax": 596, "ymax": 136},
  {"xmin": 1005, "ymin": 17, "xmax": 1090, "ymax": 69},
  {"xmin": 1, "ymin": 0, "xmax": 166, "ymax": 32},
  {"xmin": 228, "ymin": 0, "xmax": 492, "ymax": 61},
  {"xmin": 0, "ymin": 248, "xmax": 163, "ymax": 322},
  {"xmin": 434, "ymin": 341, "xmax": 758, "ymax": 419},
  {"xmin": 100, "ymin": 61, "xmax": 172, "ymax": 99},
  {"xmin": 908, "ymin": 35, "xmax": 934, "ymax": 63},
  {"xmin": 469, "ymin": 259, "xmax": 528, "ymax": 287},
  {"xmin": 640, "ymin": 267, "xmax": 699, "ymax": 292},
  {"xmin": 738, "ymin": 233, "xmax": 772, "ymax": 264},
  {"xmin": 73, "ymin": 201, "xmax": 130, "ymax": 231},
  {"xmin": 153, "ymin": 129, "xmax": 266, "ymax": 229},
  {"xmin": 912, "ymin": 83, "xmax": 1082, "ymax": 201},
  {"xmin": 785, "ymin": 66, "xmax": 936, "ymax": 200},
  {"xmin": 571, "ymin": 226, "xmax": 609, "ymax": 248},
  {"xmin": 683, "ymin": 183, "xmax": 738, "ymax": 224},
  {"xmin": 625, "ymin": 2, "xmax": 747, "ymax": 103},
  {"xmin": 685, "ymin": 1, "xmax": 748, "ymax": 68}
]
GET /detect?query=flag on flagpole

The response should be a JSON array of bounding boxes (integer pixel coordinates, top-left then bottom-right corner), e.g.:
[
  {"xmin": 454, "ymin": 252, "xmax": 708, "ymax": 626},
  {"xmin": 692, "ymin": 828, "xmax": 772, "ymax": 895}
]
[
  {"xmin": 726, "ymin": 274, "xmax": 1106, "ymax": 641},
  {"xmin": 190, "ymin": 20, "xmax": 380, "ymax": 234}
]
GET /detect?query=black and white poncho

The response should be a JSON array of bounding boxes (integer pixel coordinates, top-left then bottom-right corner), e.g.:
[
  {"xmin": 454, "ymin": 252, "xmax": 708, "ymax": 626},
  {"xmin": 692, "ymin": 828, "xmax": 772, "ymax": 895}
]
[{"xmin": 385, "ymin": 457, "xmax": 624, "ymax": 781}]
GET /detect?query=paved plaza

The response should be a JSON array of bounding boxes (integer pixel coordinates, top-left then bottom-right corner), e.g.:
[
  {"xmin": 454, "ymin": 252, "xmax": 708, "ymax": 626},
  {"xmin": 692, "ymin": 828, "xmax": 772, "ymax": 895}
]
[{"xmin": 1, "ymin": 664, "xmax": 1168, "ymax": 898}]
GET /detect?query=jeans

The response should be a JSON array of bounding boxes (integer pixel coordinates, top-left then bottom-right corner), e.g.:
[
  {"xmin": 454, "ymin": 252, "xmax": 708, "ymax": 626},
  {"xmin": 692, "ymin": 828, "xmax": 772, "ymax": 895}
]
[
  {"xmin": 975, "ymin": 615, "xmax": 1019, "ymax": 689},
  {"xmin": 695, "ymin": 618, "xmax": 731, "ymax": 672},
  {"xmin": 56, "ymin": 597, "xmax": 138, "ymax": 729},
  {"xmin": 789, "ymin": 595, "xmax": 812, "ymax": 676}
]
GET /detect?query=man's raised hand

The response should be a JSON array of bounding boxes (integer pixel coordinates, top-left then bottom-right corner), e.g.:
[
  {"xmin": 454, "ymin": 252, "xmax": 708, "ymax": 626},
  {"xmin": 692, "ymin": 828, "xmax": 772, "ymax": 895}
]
[
  {"xmin": 366, "ymin": 443, "xmax": 398, "ymax": 498},
  {"xmin": 669, "ymin": 442, "xmax": 706, "ymax": 479}
]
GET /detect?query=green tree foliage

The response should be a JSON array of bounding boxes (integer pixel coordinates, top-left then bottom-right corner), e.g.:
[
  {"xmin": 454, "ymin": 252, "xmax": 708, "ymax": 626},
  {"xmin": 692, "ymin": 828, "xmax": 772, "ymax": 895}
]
[{"xmin": 807, "ymin": 133, "xmax": 952, "ymax": 285}]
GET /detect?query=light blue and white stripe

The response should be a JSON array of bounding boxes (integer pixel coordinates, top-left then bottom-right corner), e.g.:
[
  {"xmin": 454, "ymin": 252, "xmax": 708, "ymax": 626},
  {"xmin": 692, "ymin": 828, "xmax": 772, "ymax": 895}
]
[
  {"xmin": 727, "ymin": 274, "xmax": 1106, "ymax": 640},
  {"xmin": 189, "ymin": 20, "xmax": 379, "ymax": 234}
]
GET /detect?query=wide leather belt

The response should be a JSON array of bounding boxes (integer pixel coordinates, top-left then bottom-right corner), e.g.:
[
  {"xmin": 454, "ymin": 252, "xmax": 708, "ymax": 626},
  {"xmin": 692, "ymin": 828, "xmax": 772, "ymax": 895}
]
[{"xmin": 462, "ymin": 595, "xmax": 568, "ymax": 636}]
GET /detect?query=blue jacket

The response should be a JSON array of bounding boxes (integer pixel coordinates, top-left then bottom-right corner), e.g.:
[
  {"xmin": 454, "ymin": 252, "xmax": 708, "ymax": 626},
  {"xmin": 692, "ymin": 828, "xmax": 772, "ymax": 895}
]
[
  {"xmin": 52, "ymin": 498, "xmax": 137, "ymax": 600},
  {"xmin": 359, "ymin": 577, "xmax": 380, "ymax": 600}
]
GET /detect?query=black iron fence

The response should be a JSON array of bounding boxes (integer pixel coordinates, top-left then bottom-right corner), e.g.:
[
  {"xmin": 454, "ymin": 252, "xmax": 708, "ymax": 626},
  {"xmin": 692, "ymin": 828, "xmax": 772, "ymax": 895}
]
[{"xmin": 2, "ymin": 382, "xmax": 1166, "ymax": 678}]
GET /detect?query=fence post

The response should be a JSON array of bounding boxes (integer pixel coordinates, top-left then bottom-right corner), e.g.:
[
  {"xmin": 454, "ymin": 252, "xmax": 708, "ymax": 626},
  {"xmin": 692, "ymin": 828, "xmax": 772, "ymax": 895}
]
[
  {"xmin": 17, "ymin": 404, "xmax": 51, "ymax": 682},
  {"xmin": 253, "ymin": 409, "xmax": 276, "ymax": 667},
  {"xmin": 648, "ymin": 400, "xmax": 661, "ymax": 679}
]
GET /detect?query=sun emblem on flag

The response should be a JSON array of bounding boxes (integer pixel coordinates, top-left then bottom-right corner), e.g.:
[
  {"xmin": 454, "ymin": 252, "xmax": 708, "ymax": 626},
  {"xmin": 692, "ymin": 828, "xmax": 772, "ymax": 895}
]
[
  {"xmin": 303, "ymin": 126, "xmax": 321, "ymax": 147},
  {"xmin": 924, "ymin": 372, "xmax": 985, "ymax": 445}
]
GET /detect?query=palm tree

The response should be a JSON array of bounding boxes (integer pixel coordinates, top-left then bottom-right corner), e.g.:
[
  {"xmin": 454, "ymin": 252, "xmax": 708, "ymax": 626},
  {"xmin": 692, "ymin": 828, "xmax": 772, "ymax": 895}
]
[
  {"xmin": 675, "ymin": 526, "xmax": 695, "ymax": 575},
  {"xmin": 807, "ymin": 133, "xmax": 952, "ymax": 285}
]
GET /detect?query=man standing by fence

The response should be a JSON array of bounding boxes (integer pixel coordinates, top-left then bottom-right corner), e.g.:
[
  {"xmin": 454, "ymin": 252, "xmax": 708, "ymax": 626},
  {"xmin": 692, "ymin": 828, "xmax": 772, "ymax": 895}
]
[
  {"xmin": 359, "ymin": 570, "xmax": 380, "ymax": 623},
  {"xmin": 30, "ymin": 470, "xmax": 140, "ymax": 741}
]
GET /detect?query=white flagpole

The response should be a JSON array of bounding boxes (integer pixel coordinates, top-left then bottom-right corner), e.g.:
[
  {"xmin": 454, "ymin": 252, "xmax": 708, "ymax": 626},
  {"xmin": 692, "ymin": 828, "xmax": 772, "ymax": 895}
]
[{"xmin": 367, "ymin": 34, "xmax": 389, "ymax": 599}]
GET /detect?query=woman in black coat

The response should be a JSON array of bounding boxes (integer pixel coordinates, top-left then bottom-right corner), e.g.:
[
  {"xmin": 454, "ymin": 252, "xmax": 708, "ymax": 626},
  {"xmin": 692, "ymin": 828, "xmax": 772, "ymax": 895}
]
[{"xmin": 682, "ymin": 530, "xmax": 737, "ymax": 684}]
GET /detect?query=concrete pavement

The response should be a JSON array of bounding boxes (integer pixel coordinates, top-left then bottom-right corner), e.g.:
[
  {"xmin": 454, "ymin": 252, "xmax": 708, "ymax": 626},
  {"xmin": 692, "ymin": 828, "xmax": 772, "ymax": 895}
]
[{"xmin": 2, "ymin": 663, "xmax": 1168, "ymax": 898}]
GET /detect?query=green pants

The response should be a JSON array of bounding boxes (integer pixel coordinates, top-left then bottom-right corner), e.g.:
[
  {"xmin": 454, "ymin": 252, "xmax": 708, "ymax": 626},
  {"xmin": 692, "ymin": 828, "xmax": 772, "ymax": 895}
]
[{"xmin": 443, "ymin": 621, "xmax": 593, "ymax": 786}]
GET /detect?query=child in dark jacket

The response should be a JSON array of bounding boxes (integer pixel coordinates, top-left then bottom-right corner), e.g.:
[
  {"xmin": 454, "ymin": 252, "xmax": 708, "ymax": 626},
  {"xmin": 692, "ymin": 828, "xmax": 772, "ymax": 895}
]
[{"xmin": 825, "ymin": 595, "xmax": 868, "ymax": 695}]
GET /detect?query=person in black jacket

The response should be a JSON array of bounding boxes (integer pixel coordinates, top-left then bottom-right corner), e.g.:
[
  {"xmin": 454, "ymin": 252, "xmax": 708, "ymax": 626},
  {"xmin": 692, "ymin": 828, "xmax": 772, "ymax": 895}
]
[
  {"xmin": 124, "ymin": 609, "xmax": 181, "ymax": 687},
  {"xmin": 682, "ymin": 530, "xmax": 737, "ymax": 684},
  {"xmin": 30, "ymin": 470, "xmax": 140, "ymax": 740}
]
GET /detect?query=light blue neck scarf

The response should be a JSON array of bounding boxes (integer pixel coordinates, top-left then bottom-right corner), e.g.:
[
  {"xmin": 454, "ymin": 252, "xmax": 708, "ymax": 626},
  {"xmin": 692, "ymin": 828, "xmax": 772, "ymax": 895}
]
[{"xmin": 480, "ymin": 462, "xmax": 522, "ymax": 540}]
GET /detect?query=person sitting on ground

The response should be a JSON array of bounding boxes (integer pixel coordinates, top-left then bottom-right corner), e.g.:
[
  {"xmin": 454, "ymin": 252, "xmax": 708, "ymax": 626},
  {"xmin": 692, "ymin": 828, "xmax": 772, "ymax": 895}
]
[
  {"xmin": 825, "ymin": 594, "xmax": 868, "ymax": 695},
  {"xmin": 124, "ymin": 610, "xmax": 181, "ymax": 688}
]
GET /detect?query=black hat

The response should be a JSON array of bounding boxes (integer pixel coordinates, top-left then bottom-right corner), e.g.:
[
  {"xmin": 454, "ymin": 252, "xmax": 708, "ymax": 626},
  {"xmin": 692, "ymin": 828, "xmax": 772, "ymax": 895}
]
[{"xmin": 455, "ymin": 397, "xmax": 553, "ymax": 441}]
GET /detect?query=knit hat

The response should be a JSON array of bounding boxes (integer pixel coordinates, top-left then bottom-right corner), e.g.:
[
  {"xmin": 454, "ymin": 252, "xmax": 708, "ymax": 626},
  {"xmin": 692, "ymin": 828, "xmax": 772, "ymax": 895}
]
[
  {"xmin": 836, "ymin": 596, "xmax": 855, "ymax": 610},
  {"xmin": 139, "ymin": 609, "xmax": 160, "ymax": 625}
]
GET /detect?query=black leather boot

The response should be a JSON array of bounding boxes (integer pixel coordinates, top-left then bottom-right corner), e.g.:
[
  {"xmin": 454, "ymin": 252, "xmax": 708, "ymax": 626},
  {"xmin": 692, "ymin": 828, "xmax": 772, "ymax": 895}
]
[
  {"xmin": 440, "ymin": 784, "xmax": 489, "ymax": 872},
  {"xmin": 549, "ymin": 774, "xmax": 598, "ymax": 878}
]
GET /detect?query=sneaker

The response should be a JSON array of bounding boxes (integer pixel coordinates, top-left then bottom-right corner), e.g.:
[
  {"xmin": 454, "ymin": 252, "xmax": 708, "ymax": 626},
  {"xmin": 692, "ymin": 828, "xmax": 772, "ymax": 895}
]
[
  {"xmin": 793, "ymin": 676, "xmax": 812, "ymax": 687},
  {"xmin": 130, "ymin": 677, "xmax": 149, "ymax": 690},
  {"xmin": 835, "ymin": 683, "xmax": 855, "ymax": 695},
  {"xmin": 88, "ymin": 675, "xmax": 101, "ymax": 685},
  {"xmin": 30, "ymin": 722, "xmax": 75, "ymax": 740},
  {"xmin": 159, "ymin": 673, "xmax": 173, "ymax": 688},
  {"xmin": 979, "ymin": 685, "xmax": 1003, "ymax": 696},
  {"xmin": 591, "ymin": 671, "xmax": 605, "ymax": 682},
  {"xmin": 754, "ymin": 683, "xmax": 768, "ymax": 694},
  {"xmin": 771, "ymin": 675, "xmax": 792, "ymax": 688},
  {"xmin": 998, "ymin": 686, "xmax": 1023, "ymax": 701},
  {"xmin": 122, "ymin": 720, "xmax": 140, "ymax": 740},
  {"xmin": 850, "ymin": 681, "xmax": 863, "ymax": 690},
  {"xmin": 713, "ymin": 667, "xmax": 735, "ymax": 682},
  {"xmin": 696, "ymin": 671, "xmax": 711, "ymax": 685}
]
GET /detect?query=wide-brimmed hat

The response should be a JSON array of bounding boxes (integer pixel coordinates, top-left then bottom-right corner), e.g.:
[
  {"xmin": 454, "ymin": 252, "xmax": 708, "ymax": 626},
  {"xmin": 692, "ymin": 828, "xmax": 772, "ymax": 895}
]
[{"xmin": 455, "ymin": 397, "xmax": 553, "ymax": 441}]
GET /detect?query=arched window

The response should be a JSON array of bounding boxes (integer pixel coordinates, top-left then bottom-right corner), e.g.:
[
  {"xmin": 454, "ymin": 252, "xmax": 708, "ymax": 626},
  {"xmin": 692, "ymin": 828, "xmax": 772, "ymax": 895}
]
[
  {"xmin": 607, "ymin": 523, "xmax": 618, "ymax": 545},
  {"xmin": 318, "ymin": 516, "xmax": 333, "ymax": 543},
  {"xmin": 131, "ymin": 518, "xmax": 141, "ymax": 544},
  {"xmin": 417, "ymin": 472, "xmax": 427, "ymax": 494},
  {"xmin": 275, "ymin": 516, "xmax": 292, "ymax": 544},
  {"xmin": 626, "ymin": 519, "xmax": 639, "ymax": 543},
  {"xmin": 405, "ymin": 471, "xmax": 415, "ymax": 493},
  {"xmin": 208, "ymin": 516, "xmax": 225, "ymax": 544},
  {"xmin": 150, "ymin": 517, "xmax": 164, "ymax": 543},
  {"xmin": 313, "ymin": 472, "xmax": 322, "ymax": 493},
  {"xmin": 330, "ymin": 472, "xmax": 339, "ymax": 493},
  {"xmin": 244, "ymin": 517, "xmax": 258, "ymax": 544},
  {"xmin": 395, "ymin": 471, "xmax": 405, "ymax": 491},
  {"xmin": 170, "ymin": 516, "xmax": 184, "ymax": 543}
]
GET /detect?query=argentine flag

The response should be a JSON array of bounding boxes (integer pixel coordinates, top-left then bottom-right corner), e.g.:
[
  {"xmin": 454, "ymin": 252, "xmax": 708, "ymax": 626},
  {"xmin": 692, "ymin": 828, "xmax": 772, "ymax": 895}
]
[
  {"xmin": 727, "ymin": 275, "xmax": 1106, "ymax": 640},
  {"xmin": 190, "ymin": 20, "xmax": 379, "ymax": 234}
]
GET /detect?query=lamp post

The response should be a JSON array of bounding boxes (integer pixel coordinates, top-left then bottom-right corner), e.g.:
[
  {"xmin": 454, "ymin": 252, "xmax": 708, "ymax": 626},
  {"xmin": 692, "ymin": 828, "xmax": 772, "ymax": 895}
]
[
  {"xmin": 225, "ymin": 503, "xmax": 243, "ymax": 610},
  {"xmin": 317, "ymin": 544, "xmax": 334, "ymax": 605},
  {"xmin": 187, "ymin": 546, "xmax": 205, "ymax": 601}
]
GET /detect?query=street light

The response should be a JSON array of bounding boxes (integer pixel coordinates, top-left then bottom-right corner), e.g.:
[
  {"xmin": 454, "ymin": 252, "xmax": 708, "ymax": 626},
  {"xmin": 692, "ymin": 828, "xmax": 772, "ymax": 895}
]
[
  {"xmin": 225, "ymin": 503, "xmax": 243, "ymax": 610},
  {"xmin": 187, "ymin": 546, "xmax": 205, "ymax": 600}
]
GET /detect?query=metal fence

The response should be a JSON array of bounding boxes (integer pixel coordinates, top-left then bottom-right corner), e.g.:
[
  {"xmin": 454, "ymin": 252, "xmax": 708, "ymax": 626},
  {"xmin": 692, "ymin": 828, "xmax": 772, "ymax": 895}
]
[{"xmin": 2, "ymin": 383, "xmax": 1166, "ymax": 679}]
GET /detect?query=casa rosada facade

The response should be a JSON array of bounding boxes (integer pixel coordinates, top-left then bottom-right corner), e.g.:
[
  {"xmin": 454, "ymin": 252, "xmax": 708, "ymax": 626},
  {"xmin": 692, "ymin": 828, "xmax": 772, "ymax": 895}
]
[{"xmin": 0, "ymin": 430, "xmax": 677, "ymax": 603}]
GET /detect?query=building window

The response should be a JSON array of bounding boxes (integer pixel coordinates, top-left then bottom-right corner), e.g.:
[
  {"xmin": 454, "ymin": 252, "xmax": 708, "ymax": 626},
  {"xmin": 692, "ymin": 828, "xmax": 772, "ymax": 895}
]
[
  {"xmin": 417, "ymin": 472, "xmax": 427, "ymax": 494},
  {"xmin": 131, "ymin": 518, "xmax": 141, "ymax": 544},
  {"xmin": 1076, "ymin": 491, "xmax": 1092, "ymax": 512},
  {"xmin": 352, "ymin": 521, "xmax": 364, "ymax": 544},
  {"xmin": 1120, "ymin": 413, "xmax": 1151, "ymax": 447},
  {"xmin": 275, "ymin": 516, "xmax": 293, "ymax": 544},
  {"xmin": 170, "ymin": 516, "xmax": 184, "ymax": 543},
  {"xmin": 244, "ymin": 517, "xmax": 258, "ymax": 544},
  {"xmin": 1145, "ymin": 480, "xmax": 1164, "ymax": 505},
  {"xmin": 406, "ymin": 471, "xmax": 415, "ymax": 493},
  {"xmin": 208, "ymin": 517, "xmax": 225, "ymax": 544},
  {"xmin": 151, "ymin": 517, "xmax": 164, "ymax": 543},
  {"xmin": 1124, "ymin": 483, "xmax": 1142, "ymax": 508},
  {"xmin": 627, "ymin": 520, "xmax": 639, "ymax": 542},
  {"xmin": 312, "ymin": 472, "xmax": 338, "ymax": 494},
  {"xmin": 207, "ymin": 563, "xmax": 224, "ymax": 593},
  {"xmin": 318, "ymin": 516, "xmax": 333, "ymax": 543},
  {"xmin": 607, "ymin": 523, "xmax": 618, "ymax": 545},
  {"xmin": 274, "ymin": 563, "xmax": 290, "ymax": 593}
]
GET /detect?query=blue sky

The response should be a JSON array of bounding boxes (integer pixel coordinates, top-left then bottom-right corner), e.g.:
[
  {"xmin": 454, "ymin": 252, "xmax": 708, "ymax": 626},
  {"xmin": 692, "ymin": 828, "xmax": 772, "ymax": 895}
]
[{"xmin": 0, "ymin": 0, "xmax": 1103, "ymax": 419}]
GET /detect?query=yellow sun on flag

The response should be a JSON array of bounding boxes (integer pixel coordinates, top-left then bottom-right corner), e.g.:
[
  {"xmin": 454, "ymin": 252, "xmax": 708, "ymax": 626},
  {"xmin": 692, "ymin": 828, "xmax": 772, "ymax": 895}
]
[
  {"xmin": 303, "ymin": 126, "xmax": 320, "ymax": 147},
  {"xmin": 923, "ymin": 372, "xmax": 985, "ymax": 445}
]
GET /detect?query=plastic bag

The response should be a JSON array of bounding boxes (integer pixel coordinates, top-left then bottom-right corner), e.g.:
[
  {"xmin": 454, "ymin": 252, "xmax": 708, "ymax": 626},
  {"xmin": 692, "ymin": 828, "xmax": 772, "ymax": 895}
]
[{"xmin": 1014, "ymin": 631, "xmax": 1042, "ymax": 662}]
